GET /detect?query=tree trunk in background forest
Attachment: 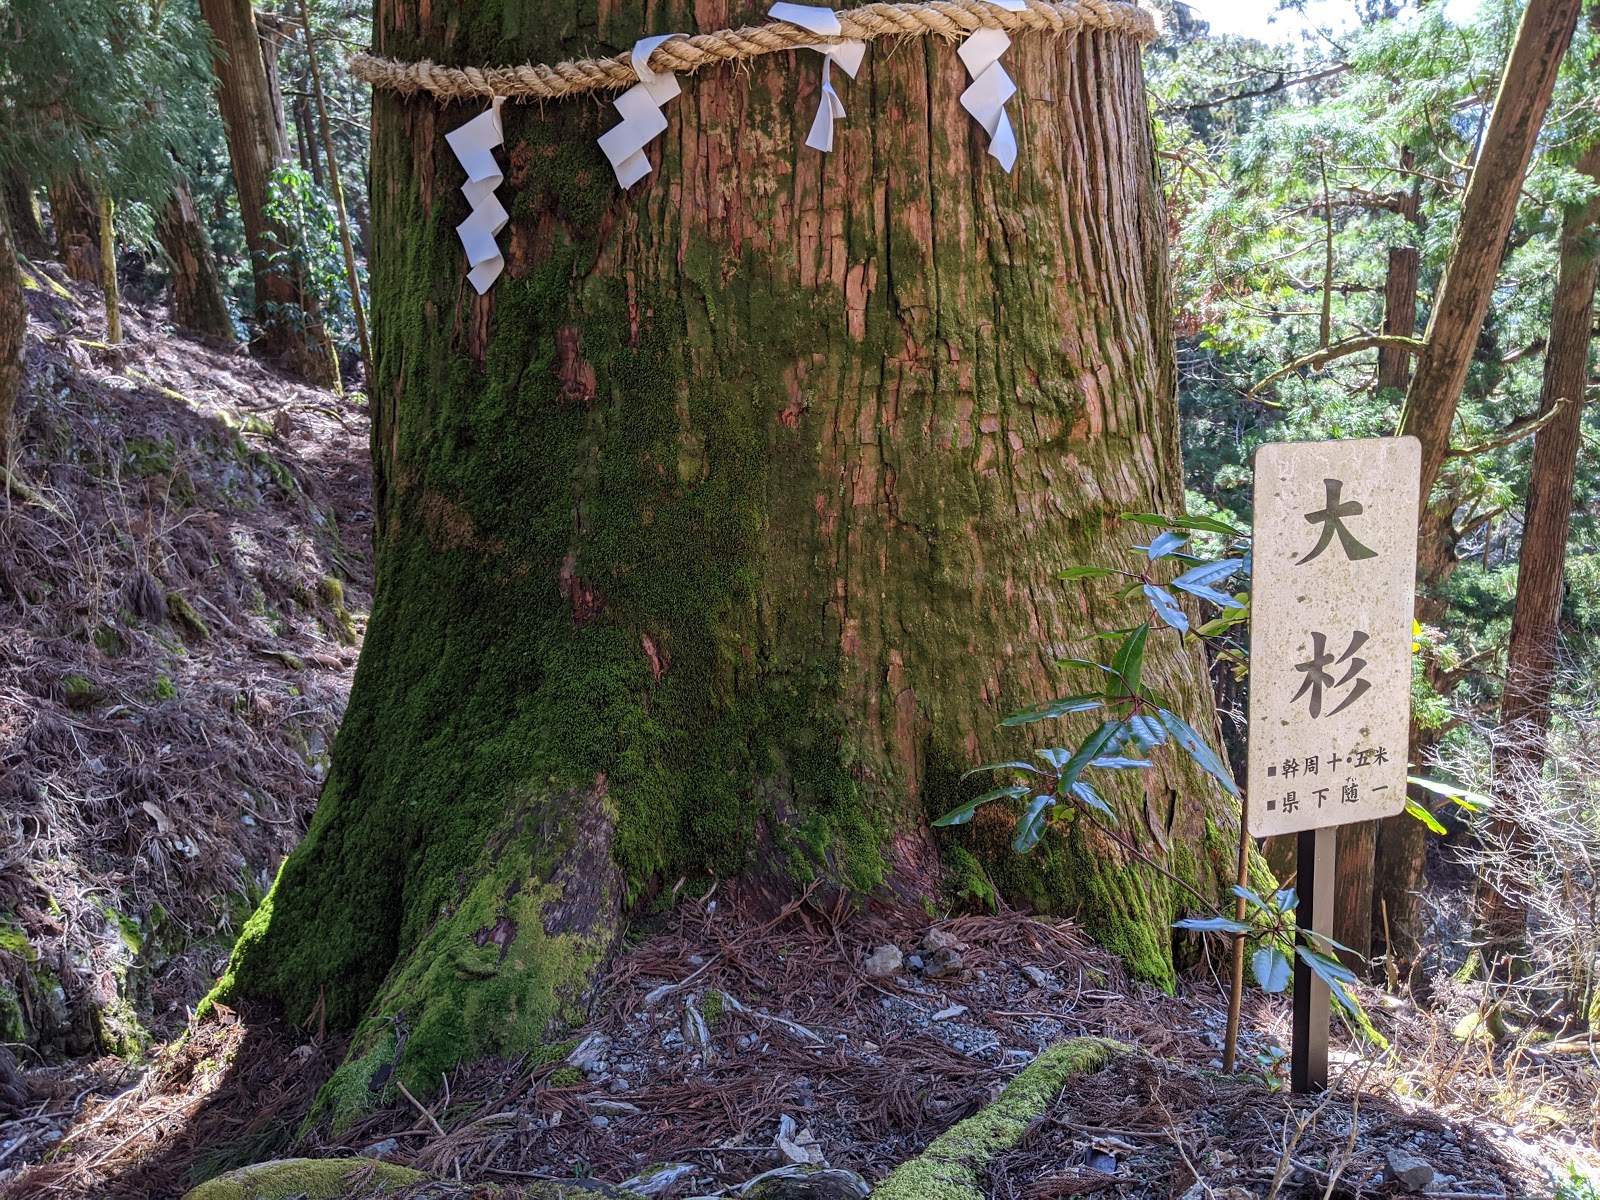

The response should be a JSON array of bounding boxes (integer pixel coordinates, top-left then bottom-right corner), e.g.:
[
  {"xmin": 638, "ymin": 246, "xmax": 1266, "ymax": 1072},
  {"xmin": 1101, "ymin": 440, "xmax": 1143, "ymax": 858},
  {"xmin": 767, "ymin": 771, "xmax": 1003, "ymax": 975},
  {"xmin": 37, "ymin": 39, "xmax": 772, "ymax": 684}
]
[
  {"xmin": 2, "ymin": 173, "xmax": 47, "ymax": 260},
  {"xmin": 1378, "ymin": 0, "xmax": 1580, "ymax": 971},
  {"xmin": 1334, "ymin": 151, "xmax": 1421, "ymax": 970},
  {"xmin": 215, "ymin": 0, "xmax": 1242, "ymax": 1112},
  {"xmin": 1396, "ymin": 0, "xmax": 1580, "ymax": 503},
  {"xmin": 1376, "ymin": 150, "xmax": 1420, "ymax": 395},
  {"xmin": 254, "ymin": 12, "xmax": 295, "ymax": 163},
  {"xmin": 1480, "ymin": 134, "xmax": 1600, "ymax": 964},
  {"xmin": 197, "ymin": 0, "xmax": 337, "ymax": 385},
  {"xmin": 47, "ymin": 176, "xmax": 101, "ymax": 286},
  {"xmin": 157, "ymin": 177, "xmax": 238, "ymax": 345},
  {"xmin": 0, "ymin": 210, "xmax": 24, "ymax": 459}
]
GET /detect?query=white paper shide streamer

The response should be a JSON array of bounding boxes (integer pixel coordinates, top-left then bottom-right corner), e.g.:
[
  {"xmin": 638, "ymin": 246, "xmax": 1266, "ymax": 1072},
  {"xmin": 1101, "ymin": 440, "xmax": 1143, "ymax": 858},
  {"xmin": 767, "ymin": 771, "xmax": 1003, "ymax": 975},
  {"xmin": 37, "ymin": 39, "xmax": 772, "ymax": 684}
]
[
  {"xmin": 445, "ymin": 98, "xmax": 509, "ymax": 294},
  {"xmin": 769, "ymin": 3, "xmax": 864, "ymax": 153},
  {"xmin": 959, "ymin": 0, "xmax": 1023, "ymax": 173},
  {"xmin": 598, "ymin": 35, "xmax": 684, "ymax": 188}
]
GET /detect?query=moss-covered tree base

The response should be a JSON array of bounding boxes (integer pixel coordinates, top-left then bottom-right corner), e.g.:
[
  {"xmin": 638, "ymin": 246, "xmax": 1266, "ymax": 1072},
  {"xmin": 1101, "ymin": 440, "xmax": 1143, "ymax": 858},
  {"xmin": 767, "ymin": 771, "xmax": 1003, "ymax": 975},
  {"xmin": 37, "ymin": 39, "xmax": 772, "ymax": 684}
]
[{"xmin": 213, "ymin": 0, "xmax": 1243, "ymax": 1121}]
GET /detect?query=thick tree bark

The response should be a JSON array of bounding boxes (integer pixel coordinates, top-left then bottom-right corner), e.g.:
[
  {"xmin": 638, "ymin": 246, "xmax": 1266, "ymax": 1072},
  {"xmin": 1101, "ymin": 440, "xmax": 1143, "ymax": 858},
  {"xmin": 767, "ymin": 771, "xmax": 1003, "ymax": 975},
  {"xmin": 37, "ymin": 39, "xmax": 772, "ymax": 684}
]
[
  {"xmin": 0, "ymin": 210, "xmax": 24, "ymax": 460},
  {"xmin": 218, "ymin": 1, "xmax": 1240, "ymax": 1109},
  {"xmin": 157, "ymin": 176, "xmax": 238, "ymax": 345},
  {"xmin": 1396, "ymin": 0, "xmax": 1581, "ymax": 509},
  {"xmin": 1479, "ymin": 136, "xmax": 1600, "ymax": 960},
  {"xmin": 197, "ymin": 0, "xmax": 337, "ymax": 384},
  {"xmin": 2, "ymin": 173, "xmax": 47, "ymax": 260},
  {"xmin": 47, "ymin": 176, "xmax": 101, "ymax": 285}
]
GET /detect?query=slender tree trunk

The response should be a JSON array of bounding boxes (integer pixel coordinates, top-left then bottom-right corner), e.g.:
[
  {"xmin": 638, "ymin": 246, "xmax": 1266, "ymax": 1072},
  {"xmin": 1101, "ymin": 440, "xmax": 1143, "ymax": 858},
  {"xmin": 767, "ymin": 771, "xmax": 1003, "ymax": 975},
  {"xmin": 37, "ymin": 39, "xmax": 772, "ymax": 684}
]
[
  {"xmin": 47, "ymin": 176, "xmax": 101, "ymax": 285},
  {"xmin": 217, "ymin": 0, "xmax": 1241, "ymax": 1112},
  {"xmin": 197, "ymin": 0, "xmax": 338, "ymax": 384},
  {"xmin": 0, "ymin": 210, "xmax": 24, "ymax": 461},
  {"xmin": 296, "ymin": 89, "xmax": 325, "ymax": 189},
  {"xmin": 1396, "ymin": 0, "xmax": 1581, "ymax": 509},
  {"xmin": 97, "ymin": 193, "xmax": 120, "ymax": 344},
  {"xmin": 1480, "ymin": 136, "xmax": 1600, "ymax": 962},
  {"xmin": 2, "ymin": 173, "xmax": 47, "ymax": 260},
  {"xmin": 1377, "ymin": 0, "xmax": 1580, "ymax": 979},
  {"xmin": 156, "ymin": 176, "xmax": 238, "ymax": 345},
  {"xmin": 298, "ymin": 0, "xmax": 373, "ymax": 386},
  {"xmin": 1377, "ymin": 150, "xmax": 1420, "ymax": 394}
]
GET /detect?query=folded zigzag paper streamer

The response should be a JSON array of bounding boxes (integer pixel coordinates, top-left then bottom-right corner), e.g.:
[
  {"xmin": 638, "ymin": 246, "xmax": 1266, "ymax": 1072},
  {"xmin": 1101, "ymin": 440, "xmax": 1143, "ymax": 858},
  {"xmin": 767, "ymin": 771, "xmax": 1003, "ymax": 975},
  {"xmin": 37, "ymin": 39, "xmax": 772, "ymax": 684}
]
[
  {"xmin": 769, "ymin": 2, "xmax": 865, "ymax": 153},
  {"xmin": 597, "ymin": 35, "xmax": 685, "ymax": 188},
  {"xmin": 445, "ymin": 97, "xmax": 508, "ymax": 293},
  {"xmin": 959, "ymin": 5, "xmax": 1021, "ymax": 173}
]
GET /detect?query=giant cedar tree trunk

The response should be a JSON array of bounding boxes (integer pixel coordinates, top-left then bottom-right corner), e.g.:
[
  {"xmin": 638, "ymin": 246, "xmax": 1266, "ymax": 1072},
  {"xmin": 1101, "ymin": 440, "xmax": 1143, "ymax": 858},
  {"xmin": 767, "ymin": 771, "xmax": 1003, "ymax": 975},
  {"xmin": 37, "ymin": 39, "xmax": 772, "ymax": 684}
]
[
  {"xmin": 157, "ymin": 176, "xmax": 238, "ymax": 345},
  {"xmin": 219, "ymin": 0, "xmax": 1239, "ymax": 1107},
  {"xmin": 197, "ymin": 0, "xmax": 337, "ymax": 384},
  {"xmin": 1480, "ymin": 135, "xmax": 1600, "ymax": 959}
]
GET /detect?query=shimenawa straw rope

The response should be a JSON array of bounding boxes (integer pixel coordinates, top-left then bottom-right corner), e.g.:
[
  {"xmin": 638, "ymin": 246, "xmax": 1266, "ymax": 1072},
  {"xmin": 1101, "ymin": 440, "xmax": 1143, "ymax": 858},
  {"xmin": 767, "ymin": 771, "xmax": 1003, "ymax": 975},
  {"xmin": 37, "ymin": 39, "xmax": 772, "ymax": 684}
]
[{"xmin": 348, "ymin": 0, "xmax": 1155, "ymax": 102}]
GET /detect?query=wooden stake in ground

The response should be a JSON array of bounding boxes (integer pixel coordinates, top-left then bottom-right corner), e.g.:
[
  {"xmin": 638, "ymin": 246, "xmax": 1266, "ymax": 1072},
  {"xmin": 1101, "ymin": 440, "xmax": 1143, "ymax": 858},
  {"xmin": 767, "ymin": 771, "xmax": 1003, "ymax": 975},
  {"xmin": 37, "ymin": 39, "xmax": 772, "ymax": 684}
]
[
  {"xmin": 97, "ymin": 192, "xmax": 120, "ymax": 345},
  {"xmin": 1223, "ymin": 788, "xmax": 1250, "ymax": 1073},
  {"xmin": 0, "ymin": 209, "xmax": 24, "ymax": 460}
]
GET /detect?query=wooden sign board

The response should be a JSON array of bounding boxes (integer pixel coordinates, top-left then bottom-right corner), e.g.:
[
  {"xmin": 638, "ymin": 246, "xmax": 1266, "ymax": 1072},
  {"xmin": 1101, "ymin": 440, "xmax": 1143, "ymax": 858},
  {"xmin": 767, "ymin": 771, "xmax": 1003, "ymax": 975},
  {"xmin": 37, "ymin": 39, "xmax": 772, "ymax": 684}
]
[{"xmin": 1247, "ymin": 438, "xmax": 1420, "ymax": 839}]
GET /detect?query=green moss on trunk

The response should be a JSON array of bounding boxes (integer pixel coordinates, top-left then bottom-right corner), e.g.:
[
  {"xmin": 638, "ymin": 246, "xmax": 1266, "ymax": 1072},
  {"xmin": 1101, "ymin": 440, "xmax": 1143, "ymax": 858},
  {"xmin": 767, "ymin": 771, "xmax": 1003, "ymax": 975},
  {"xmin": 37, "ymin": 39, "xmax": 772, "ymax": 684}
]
[{"xmin": 213, "ymin": 0, "xmax": 1242, "ymax": 1117}]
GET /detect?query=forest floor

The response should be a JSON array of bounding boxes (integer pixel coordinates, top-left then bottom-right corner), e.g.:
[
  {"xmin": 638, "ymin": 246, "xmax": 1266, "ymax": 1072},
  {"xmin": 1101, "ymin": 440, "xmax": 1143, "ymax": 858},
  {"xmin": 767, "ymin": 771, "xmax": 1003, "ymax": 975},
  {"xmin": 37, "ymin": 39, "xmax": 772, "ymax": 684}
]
[{"xmin": 0, "ymin": 269, "xmax": 1597, "ymax": 1200}]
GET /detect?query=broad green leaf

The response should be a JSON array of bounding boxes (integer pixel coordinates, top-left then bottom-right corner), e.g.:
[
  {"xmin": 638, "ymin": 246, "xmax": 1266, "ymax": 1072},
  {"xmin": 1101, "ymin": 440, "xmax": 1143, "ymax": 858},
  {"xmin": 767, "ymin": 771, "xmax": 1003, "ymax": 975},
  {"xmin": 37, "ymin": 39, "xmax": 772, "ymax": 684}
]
[
  {"xmin": 1109, "ymin": 624, "xmax": 1150, "ymax": 697},
  {"xmin": 1058, "ymin": 565, "xmax": 1121, "ymax": 581},
  {"xmin": 1158, "ymin": 709, "xmax": 1241, "ymax": 798},
  {"xmin": 1274, "ymin": 888, "xmax": 1298, "ymax": 912},
  {"xmin": 1036, "ymin": 747, "xmax": 1071, "ymax": 770},
  {"xmin": 1296, "ymin": 946, "xmax": 1359, "ymax": 1011},
  {"xmin": 1012, "ymin": 793, "xmax": 1056, "ymax": 853},
  {"xmin": 1144, "ymin": 584, "xmax": 1190, "ymax": 632},
  {"xmin": 1069, "ymin": 779, "xmax": 1116, "ymax": 821},
  {"xmin": 1253, "ymin": 946, "xmax": 1292, "ymax": 992},
  {"xmin": 932, "ymin": 785, "xmax": 1029, "ymax": 827},
  {"xmin": 1058, "ymin": 657, "xmax": 1117, "ymax": 676},
  {"xmin": 1059, "ymin": 720, "xmax": 1129, "ymax": 784},
  {"xmin": 1121, "ymin": 512, "xmax": 1247, "ymax": 537},
  {"xmin": 1405, "ymin": 798, "xmax": 1449, "ymax": 835},
  {"xmin": 1407, "ymin": 775, "xmax": 1492, "ymax": 812},
  {"xmin": 1139, "ymin": 530, "xmax": 1190, "ymax": 560},
  {"xmin": 961, "ymin": 761, "xmax": 1043, "ymax": 779},
  {"xmin": 1172, "ymin": 579, "xmax": 1246, "ymax": 609},
  {"xmin": 1001, "ymin": 694, "xmax": 1105, "ymax": 727},
  {"xmin": 1230, "ymin": 884, "xmax": 1266, "ymax": 909},
  {"xmin": 1172, "ymin": 559, "xmax": 1244, "ymax": 589},
  {"xmin": 1090, "ymin": 755, "xmax": 1154, "ymax": 770},
  {"xmin": 1127, "ymin": 714, "xmax": 1167, "ymax": 748},
  {"xmin": 1174, "ymin": 915, "xmax": 1252, "ymax": 934}
]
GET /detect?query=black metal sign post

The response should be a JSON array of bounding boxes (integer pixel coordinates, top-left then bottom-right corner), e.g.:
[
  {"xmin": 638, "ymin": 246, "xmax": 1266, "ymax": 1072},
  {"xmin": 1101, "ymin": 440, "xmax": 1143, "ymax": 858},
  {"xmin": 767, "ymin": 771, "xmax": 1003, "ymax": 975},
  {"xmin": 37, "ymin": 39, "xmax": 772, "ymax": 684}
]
[{"xmin": 1290, "ymin": 824, "xmax": 1336, "ymax": 1093}]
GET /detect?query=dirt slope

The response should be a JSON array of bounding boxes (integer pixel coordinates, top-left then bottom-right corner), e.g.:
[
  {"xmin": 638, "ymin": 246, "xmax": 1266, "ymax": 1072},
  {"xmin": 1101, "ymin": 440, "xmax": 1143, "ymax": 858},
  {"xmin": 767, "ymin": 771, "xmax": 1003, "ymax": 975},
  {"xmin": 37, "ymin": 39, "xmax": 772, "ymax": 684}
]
[{"xmin": 0, "ymin": 255, "xmax": 369, "ymax": 1151}]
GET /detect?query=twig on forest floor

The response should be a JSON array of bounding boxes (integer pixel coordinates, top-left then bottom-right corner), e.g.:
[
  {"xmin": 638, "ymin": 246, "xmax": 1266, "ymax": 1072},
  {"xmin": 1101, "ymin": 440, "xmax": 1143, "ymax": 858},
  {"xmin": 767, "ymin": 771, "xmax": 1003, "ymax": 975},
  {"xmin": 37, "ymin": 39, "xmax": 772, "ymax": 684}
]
[{"xmin": 395, "ymin": 1080, "xmax": 446, "ymax": 1137}]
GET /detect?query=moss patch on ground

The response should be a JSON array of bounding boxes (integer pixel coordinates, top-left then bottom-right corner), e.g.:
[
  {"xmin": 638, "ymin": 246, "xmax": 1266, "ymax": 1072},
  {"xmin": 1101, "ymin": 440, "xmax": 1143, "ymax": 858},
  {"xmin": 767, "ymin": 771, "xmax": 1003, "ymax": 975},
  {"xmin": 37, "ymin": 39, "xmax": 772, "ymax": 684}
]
[
  {"xmin": 873, "ymin": 1038, "xmax": 1129, "ymax": 1200},
  {"xmin": 181, "ymin": 1158, "xmax": 426, "ymax": 1199}
]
